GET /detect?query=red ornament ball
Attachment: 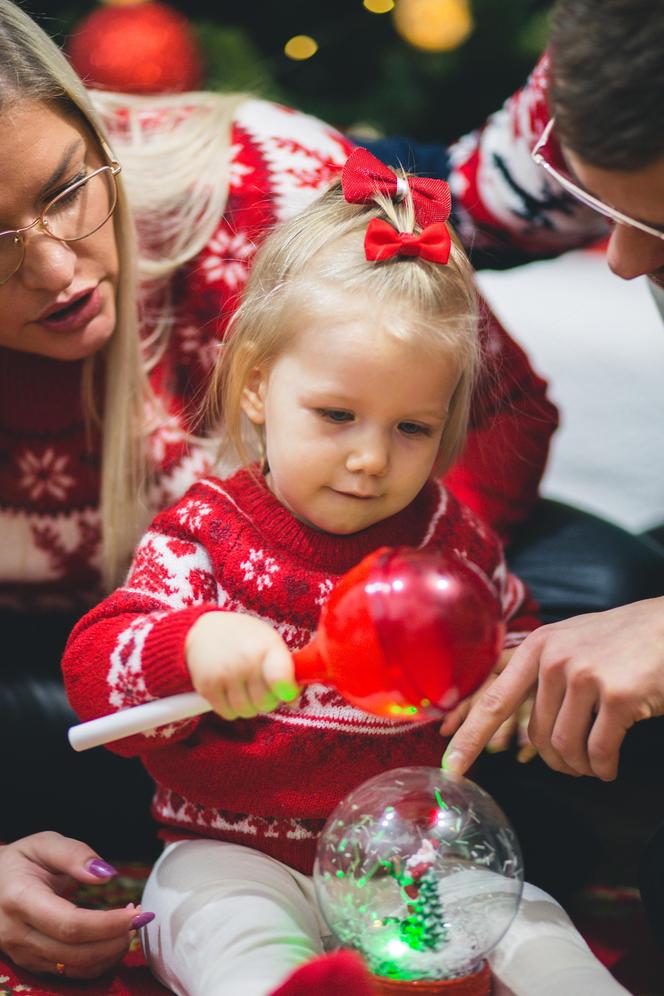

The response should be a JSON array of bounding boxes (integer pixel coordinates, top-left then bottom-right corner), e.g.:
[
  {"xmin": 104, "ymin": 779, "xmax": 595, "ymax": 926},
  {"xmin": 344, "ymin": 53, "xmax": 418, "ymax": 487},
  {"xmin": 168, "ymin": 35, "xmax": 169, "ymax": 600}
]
[
  {"xmin": 298, "ymin": 545, "xmax": 504, "ymax": 721},
  {"xmin": 66, "ymin": 1, "xmax": 204, "ymax": 94}
]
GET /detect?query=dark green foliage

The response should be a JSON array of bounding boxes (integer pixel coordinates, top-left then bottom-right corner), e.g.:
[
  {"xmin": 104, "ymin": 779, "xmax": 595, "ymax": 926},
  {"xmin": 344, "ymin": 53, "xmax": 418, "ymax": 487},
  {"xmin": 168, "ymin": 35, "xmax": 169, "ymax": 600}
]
[{"xmin": 23, "ymin": 0, "xmax": 553, "ymax": 142}]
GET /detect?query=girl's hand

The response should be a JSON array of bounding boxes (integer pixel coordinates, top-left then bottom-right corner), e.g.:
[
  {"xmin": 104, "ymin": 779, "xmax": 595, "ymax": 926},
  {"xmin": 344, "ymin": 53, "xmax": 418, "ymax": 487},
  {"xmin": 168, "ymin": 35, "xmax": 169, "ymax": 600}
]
[
  {"xmin": 0, "ymin": 833, "xmax": 144, "ymax": 978},
  {"xmin": 185, "ymin": 612, "xmax": 298, "ymax": 720},
  {"xmin": 439, "ymin": 650, "xmax": 536, "ymax": 762}
]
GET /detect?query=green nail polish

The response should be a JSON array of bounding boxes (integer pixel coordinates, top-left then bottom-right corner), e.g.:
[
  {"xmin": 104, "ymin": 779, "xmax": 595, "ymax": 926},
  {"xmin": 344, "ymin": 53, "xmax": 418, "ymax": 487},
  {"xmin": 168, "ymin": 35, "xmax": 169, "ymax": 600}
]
[{"xmin": 274, "ymin": 680, "xmax": 299, "ymax": 702}]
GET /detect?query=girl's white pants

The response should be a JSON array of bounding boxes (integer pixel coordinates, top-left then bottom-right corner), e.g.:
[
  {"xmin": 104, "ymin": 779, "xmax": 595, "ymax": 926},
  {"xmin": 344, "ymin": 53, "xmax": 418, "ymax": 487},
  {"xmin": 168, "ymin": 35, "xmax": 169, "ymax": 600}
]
[{"xmin": 141, "ymin": 839, "xmax": 631, "ymax": 996}]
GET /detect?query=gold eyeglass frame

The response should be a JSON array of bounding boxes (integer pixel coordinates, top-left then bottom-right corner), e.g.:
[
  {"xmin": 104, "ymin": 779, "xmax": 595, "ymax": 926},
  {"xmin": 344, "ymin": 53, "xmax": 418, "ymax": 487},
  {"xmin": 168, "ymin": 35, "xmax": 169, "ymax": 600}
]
[{"xmin": 0, "ymin": 157, "xmax": 122, "ymax": 286}]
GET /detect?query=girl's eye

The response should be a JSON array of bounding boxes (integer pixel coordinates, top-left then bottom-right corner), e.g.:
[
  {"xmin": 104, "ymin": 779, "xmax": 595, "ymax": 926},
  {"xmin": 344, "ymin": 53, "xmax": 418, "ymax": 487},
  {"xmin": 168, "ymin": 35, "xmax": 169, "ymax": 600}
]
[
  {"xmin": 317, "ymin": 409, "xmax": 354, "ymax": 424},
  {"xmin": 399, "ymin": 421, "xmax": 432, "ymax": 437}
]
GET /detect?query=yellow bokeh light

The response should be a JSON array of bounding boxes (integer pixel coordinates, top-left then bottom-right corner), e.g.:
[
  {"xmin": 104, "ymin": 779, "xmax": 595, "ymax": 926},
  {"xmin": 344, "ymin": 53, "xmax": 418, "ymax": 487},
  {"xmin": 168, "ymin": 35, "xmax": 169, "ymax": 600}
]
[
  {"xmin": 363, "ymin": 0, "xmax": 396, "ymax": 13},
  {"xmin": 393, "ymin": 0, "xmax": 474, "ymax": 52},
  {"xmin": 284, "ymin": 35, "xmax": 319, "ymax": 60}
]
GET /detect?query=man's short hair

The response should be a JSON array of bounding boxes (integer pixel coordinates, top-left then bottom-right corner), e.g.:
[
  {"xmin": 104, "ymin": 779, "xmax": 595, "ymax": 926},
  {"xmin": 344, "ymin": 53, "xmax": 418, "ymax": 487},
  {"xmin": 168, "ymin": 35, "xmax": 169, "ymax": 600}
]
[{"xmin": 549, "ymin": 0, "xmax": 664, "ymax": 170}]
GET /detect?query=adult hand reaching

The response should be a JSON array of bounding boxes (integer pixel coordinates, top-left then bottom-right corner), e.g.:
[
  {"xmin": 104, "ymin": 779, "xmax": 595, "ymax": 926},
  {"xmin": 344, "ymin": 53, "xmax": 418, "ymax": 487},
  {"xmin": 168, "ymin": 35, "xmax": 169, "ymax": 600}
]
[
  {"xmin": 443, "ymin": 597, "xmax": 664, "ymax": 781},
  {"xmin": 439, "ymin": 650, "xmax": 535, "ymax": 761},
  {"xmin": 0, "ymin": 832, "xmax": 153, "ymax": 978}
]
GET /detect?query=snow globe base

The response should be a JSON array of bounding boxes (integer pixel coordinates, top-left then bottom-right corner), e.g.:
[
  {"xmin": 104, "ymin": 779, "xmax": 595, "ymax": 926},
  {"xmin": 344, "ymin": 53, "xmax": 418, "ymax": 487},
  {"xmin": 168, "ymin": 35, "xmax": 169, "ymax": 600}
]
[{"xmin": 371, "ymin": 959, "xmax": 492, "ymax": 994}]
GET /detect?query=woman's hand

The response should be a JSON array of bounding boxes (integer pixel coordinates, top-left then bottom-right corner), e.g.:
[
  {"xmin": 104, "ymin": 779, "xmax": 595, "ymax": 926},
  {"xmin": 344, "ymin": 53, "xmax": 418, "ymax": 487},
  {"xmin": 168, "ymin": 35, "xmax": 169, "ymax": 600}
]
[
  {"xmin": 186, "ymin": 611, "xmax": 298, "ymax": 720},
  {"xmin": 0, "ymin": 832, "xmax": 147, "ymax": 978}
]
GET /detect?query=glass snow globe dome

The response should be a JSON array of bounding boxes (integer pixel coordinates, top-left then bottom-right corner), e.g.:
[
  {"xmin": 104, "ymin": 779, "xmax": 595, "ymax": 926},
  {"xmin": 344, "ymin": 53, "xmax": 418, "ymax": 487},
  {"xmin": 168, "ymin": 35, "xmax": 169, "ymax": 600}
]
[{"xmin": 314, "ymin": 766, "xmax": 523, "ymax": 982}]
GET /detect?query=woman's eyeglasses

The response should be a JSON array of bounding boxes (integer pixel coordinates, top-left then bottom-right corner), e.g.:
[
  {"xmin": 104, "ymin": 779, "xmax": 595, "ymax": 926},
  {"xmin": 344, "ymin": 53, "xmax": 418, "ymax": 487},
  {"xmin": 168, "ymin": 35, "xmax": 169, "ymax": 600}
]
[
  {"xmin": 0, "ymin": 161, "xmax": 122, "ymax": 286},
  {"xmin": 531, "ymin": 119, "xmax": 664, "ymax": 242}
]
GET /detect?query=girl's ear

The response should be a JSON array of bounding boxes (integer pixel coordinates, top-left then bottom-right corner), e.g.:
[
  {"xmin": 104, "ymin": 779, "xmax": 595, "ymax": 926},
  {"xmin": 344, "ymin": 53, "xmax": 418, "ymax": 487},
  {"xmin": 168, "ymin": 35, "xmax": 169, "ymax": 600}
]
[{"xmin": 241, "ymin": 367, "xmax": 267, "ymax": 425}]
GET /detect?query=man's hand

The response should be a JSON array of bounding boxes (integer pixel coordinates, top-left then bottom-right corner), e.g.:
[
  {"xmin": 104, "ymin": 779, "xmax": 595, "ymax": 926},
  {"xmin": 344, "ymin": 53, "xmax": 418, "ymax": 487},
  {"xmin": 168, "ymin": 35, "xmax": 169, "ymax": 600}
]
[
  {"xmin": 439, "ymin": 649, "xmax": 535, "ymax": 760},
  {"xmin": 0, "ymin": 832, "xmax": 146, "ymax": 977},
  {"xmin": 443, "ymin": 597, "xmax": 664, "ymax": 781}
]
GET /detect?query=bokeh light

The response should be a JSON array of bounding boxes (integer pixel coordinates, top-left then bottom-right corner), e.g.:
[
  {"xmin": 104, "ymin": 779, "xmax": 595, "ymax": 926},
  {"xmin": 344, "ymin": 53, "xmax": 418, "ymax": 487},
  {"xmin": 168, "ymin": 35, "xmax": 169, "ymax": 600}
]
[
  {"xmin": 364, "ymin": 0, "xmax": 396, "ymax": 13},
  {"xmin": 393, "ymin": 0, "xmax": 474, "ymax": 52},
  {"xmin": 284, "ymin": 34, "xmax": 319, "ymax": 60}
]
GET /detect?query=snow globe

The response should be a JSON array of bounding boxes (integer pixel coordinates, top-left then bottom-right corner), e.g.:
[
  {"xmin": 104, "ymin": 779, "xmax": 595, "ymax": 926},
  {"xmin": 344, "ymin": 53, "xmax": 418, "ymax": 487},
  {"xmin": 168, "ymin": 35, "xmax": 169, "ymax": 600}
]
[{"xmin": 314, "ymin": 766, "xmax": 523, "ymax": 993}]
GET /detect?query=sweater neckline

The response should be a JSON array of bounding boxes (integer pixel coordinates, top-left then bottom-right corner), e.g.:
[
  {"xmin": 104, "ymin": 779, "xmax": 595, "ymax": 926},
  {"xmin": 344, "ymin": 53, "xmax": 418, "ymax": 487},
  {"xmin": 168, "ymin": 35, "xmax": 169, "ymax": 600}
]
[{"xmin": 223, "ymin": 466, "xmax": 441, "ymax": 573}]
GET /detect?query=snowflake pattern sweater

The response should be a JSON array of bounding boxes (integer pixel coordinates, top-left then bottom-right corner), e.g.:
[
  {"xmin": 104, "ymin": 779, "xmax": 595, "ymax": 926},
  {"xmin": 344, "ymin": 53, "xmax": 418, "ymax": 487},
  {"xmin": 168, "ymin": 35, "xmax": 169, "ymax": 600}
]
[
  {"xmin": 1, "ymin": 97, "xmax": 558, "ymax": 612},
  {"xmin": 63, "ymin": 467, "xmax": 540, "ymax": 874},
  {"xmin": 448, "ymin": 53, "xmax": 609, "ymax": 260}
]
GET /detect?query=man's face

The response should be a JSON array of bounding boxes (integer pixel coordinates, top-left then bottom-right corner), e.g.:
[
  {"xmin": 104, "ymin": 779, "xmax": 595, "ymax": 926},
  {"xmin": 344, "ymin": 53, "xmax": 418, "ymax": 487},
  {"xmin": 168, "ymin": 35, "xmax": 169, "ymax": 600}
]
[{"xmin": 564, "ymin": 149, "xmax": 664, "ymax": 290}]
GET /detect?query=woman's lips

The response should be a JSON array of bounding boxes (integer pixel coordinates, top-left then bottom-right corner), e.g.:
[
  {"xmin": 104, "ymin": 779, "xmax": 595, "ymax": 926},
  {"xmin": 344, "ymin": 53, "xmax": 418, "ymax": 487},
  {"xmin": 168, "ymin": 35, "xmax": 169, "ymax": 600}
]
[{"xmin": 38, "ymin": 286, "xmax": 102, "ymax": 332}]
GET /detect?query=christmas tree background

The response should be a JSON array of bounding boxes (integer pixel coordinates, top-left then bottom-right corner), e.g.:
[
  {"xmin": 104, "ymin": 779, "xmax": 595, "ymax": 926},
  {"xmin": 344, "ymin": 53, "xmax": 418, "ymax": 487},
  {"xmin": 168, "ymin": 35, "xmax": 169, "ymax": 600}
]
[{"xmin": 21, "ymin": 0, "xmax": 553, "ymax": 145}]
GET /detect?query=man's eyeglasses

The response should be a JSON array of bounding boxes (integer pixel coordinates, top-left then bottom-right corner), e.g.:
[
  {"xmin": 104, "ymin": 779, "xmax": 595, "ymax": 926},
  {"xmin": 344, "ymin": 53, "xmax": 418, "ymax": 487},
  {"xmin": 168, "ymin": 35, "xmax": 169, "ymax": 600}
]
[
  {"xmin": 531, "ymin": 118, "xmax": 664, "ymax": 242},
  {"xmin": 0, "ymin": 161, "xmax": 122, "ymax": 286}
]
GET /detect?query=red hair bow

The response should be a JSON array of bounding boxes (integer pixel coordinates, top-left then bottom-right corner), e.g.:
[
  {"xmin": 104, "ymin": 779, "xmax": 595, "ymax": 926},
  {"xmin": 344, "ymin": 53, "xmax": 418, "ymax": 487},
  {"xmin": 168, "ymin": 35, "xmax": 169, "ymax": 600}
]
[
  {"xmin": 342, "ymin": 147, "xmax": 452, "ymax": 227},
  {"xmin": 364, "ymin": 218, "xmax": 452, "ymax": 264}
]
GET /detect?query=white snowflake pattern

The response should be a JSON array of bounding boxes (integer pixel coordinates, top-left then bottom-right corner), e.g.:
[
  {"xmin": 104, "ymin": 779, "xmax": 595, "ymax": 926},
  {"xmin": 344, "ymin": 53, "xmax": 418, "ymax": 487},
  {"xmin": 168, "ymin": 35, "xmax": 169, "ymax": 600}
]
[
  {"xmin": 178, "ymin": 323, "xmax": 222, "ymax": 372},
  {"xmin": 148, "ymin": 414, "xmax": 186, "ymax": 465},
  {"xmin": 17, "ymin": 448, "xmax": 75, "ymax": 501},
  {"xmin": 108, "ymin": 616, "xmax": 187, "ymax": 740},
  {"xmin": 240, "ymin": 548, "xmax": 280, "ymax": 591},
  {"xmin": 315, "ymin": 578, "xmax": 333, "ymax": 606},
  {"xmin": 108, "ymin": 615, "xmax": 155, "ymax": 711},
  {"xmin": 229, "ymin": 143, "xmax": 255, "ymax": 188},
  {"xmin": 175, "ymin": 497, "xmax": 215, "ymax": 532},
  {"xmin": 275, "ymin": 620, "xmax": 313, "ymax": 648},
  {"xmin": 202, "ymin": 227, "xmax": 255, "ymax": 289}
]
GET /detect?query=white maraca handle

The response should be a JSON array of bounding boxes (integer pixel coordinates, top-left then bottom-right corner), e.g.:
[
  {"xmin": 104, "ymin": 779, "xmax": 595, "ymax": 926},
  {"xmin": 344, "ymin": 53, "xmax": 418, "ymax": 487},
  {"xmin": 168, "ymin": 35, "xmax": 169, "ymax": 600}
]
[{"xmin": 68, "ymin": 692, "xmax": 212, "ymax": 751}]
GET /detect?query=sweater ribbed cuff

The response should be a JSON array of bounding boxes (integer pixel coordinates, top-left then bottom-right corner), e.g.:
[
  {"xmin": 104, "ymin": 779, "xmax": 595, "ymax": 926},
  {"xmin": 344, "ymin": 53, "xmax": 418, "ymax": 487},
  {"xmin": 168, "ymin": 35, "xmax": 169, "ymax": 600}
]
[{"xmin": 141, "ymin": 605, "xmax": 221, "ymax": 698}]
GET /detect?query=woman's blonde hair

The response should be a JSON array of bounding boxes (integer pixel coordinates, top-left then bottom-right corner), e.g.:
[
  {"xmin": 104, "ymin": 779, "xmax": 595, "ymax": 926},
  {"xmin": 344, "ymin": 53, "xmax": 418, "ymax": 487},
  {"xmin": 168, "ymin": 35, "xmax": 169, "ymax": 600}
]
[
  {"xmin": 210, "ymin": 173, "xmax": 480, "ymax": 478},
  {"xmin": 0, "ymin": 0, "xmax": 245, "ymax": 588}
]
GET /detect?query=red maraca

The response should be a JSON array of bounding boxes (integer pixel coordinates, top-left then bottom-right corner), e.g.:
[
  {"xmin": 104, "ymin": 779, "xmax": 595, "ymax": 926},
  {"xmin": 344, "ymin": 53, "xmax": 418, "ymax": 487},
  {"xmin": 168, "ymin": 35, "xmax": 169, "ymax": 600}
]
[
  {"xmin": 295, "ymin": 545, "xmax": 504, "ymax": 720},
  {"xmin": 69, "ymin": 545, "xmax": 504, "ymax": 751}
]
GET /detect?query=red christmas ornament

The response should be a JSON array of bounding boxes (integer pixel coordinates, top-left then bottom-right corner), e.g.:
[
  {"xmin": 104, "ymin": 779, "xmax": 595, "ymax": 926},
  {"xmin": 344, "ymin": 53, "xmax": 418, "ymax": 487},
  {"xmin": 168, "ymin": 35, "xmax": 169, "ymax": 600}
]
[
  {"xmin": 66, "ymin": 0, "xmax": 204, "ymax": 94},
  {"xmin": 293, "ymin": 545, "xmax": 505, "ymax": 721}
]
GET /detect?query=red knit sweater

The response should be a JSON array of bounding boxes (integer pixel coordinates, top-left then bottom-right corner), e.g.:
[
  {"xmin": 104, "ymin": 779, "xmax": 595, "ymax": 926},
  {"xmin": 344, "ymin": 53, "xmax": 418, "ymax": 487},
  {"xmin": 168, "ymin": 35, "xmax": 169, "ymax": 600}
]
[
  {"xmin": 0, "ymin": 98, "xmax": 558, "ymax": 611},
  {"xmin": 63, "ymin": 468, "xmax": 540, "ymax": 874},
  {"xmin": 448, "ymin": 53, "xmax": 609, "ymax": 257}
]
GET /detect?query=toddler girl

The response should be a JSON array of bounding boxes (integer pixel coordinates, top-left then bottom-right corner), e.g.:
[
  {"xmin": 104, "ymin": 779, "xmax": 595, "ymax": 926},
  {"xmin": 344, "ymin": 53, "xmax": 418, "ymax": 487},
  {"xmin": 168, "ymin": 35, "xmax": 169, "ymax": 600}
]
[{"xmin": 62, "ymin": 150, "xmax": 625, "ymax": 996}]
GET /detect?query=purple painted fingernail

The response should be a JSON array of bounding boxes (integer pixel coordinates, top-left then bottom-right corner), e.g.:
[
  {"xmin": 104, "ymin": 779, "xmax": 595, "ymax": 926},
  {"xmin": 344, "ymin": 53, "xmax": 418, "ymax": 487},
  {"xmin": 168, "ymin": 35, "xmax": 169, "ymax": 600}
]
[
  {"xmin": 130, "ymin": 912, "xmax": 156, "ymax": 929},
  {"xmin": 87, "ymin": 858, "xmax": 118, "ymax": 878}
]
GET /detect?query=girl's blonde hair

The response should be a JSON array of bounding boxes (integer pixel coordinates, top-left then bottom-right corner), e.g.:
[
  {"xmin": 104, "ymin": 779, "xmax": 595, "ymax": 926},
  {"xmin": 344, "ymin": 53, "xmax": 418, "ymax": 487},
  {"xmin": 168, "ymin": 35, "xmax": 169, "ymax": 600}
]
[
  {"xmin": 0, "ymin": 0, "xmax": 245, "ymax": 588},
  {"xmin": 210, "ymin": 173, "xmax": 480, "ymax": 477}
]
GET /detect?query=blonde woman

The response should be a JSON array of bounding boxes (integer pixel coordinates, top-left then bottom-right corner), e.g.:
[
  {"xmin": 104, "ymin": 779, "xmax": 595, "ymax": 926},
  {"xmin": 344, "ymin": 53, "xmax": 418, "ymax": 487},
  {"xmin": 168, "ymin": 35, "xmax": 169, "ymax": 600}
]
[{"xmin": 0, "ymin": 0, "xmax": 558, "ymax": 978}]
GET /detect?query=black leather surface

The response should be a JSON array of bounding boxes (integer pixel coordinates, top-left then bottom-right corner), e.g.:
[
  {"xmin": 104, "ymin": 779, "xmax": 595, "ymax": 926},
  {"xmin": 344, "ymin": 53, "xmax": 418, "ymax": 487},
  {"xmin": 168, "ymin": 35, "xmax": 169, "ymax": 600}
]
[
  {"xmin": 1, "ymin": 613, "xmax": 159, "ymax": 861},
  {"xmin": 508, "ymin": 499, "xmax": 664, "ymax": 623}
]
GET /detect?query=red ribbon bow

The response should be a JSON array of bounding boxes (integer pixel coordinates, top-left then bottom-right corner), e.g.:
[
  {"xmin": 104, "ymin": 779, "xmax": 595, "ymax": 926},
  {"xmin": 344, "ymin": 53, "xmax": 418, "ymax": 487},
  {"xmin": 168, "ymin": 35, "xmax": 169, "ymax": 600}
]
[
  {"xmin": 342, "ymin": 147, "xmax": 452, "ymax": 227},
  {"xmin": 364, "ymin": 218, "xmax": 452, "ymax": 264}
]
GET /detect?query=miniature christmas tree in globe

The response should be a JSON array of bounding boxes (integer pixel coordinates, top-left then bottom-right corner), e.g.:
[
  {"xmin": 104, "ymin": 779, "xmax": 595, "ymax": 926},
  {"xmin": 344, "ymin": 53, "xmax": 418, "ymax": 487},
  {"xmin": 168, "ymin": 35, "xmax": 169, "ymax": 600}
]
[{"xmin": 314, "ymin": 766, "xmax": 523, "ymax": 988}]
